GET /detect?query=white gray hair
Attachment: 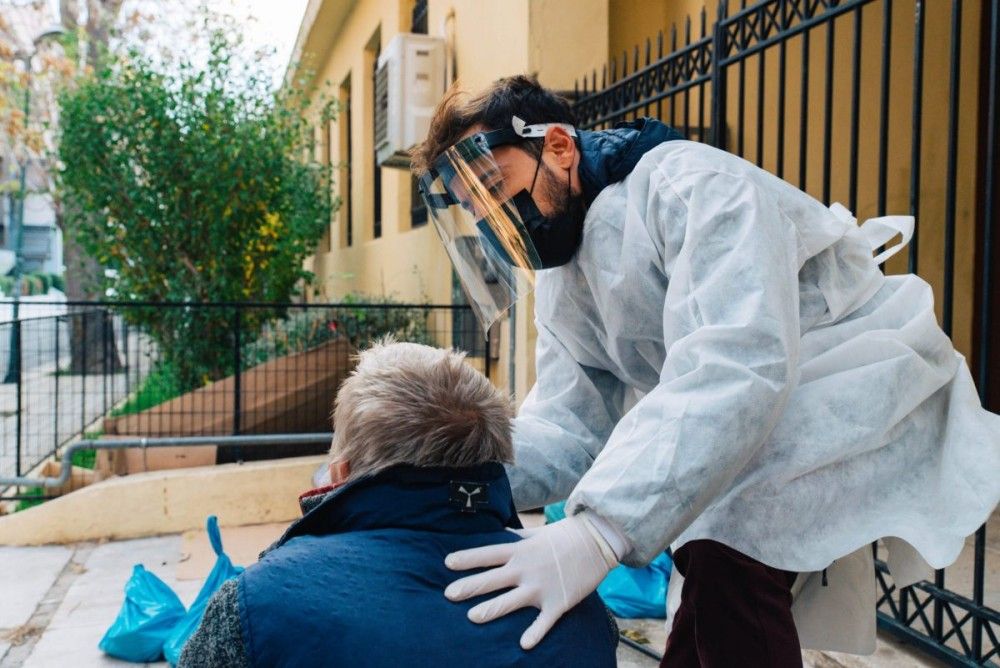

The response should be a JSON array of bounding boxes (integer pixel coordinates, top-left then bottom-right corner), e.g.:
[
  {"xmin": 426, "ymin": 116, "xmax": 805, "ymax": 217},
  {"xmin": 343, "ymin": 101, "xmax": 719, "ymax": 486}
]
[{"xmin": 329, "ymin": 339, "xmax": 513, "ymax": 480}]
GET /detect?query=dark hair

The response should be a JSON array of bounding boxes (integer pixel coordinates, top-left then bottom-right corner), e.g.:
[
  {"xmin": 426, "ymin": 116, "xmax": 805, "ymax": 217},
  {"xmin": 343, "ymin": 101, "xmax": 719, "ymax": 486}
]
[{"xmin": 410, "ymin": 74, "xmax": 576, "ymax": 175}]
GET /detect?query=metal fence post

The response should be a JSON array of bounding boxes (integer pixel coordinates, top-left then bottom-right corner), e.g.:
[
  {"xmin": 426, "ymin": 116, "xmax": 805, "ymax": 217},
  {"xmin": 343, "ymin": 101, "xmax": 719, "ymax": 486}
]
[
  {"xmin": 233, "ymin": 306, "xmax": 242, "ymax": 437},
  {"xmin": 710, "ymin": 0, "xmax": 729, "ymax": 151},
  {"xmin": 53, "ymin": 315, "xmax": 59, "ymax": 459},
  {"xmin": 123, "ymin": 317, "xmax": 130, "ymax": 398},
  {"xmin": 484, "ymin": 324, "xmax": 491, "ymax": 381},
  {"xmin": 14, "ymin": 319, "xmax": 22, "ymax": 477},
  {"xmin": 971, "ymin": 2, "xmax": 999, "ymax": 660},
  {"xmin": 102, "ymin": 309, "xmax": 109, "ymax": 416},
  {"xmin": 81, "ymin": 311, "xmax": 87, "ymax": 437}
]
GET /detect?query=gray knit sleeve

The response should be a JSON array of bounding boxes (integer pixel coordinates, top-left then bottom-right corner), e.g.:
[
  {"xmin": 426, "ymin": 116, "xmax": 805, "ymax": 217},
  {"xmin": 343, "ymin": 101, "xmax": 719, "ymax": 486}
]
[{"xmin": 177, "ymin": 578, "xmax": 249, "ymax": 668}]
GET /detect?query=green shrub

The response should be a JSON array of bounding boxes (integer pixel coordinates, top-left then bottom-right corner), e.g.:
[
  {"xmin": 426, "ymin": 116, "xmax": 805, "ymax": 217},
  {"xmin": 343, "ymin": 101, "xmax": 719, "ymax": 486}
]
[
  {"xmin": 110, "ymin": 359, "xmax": 186, "ymax": 417},
  {"xmin": 70, "ymin": 448, "xmax": 96, "ymax": 469},
  {"xmin": 241, "ymin": 295, "xmax": 432, "ymax": 368},
  {"xmin": 14, "ymin": 487, "xmax": 46, "ymax": 512},
  {"xmin": 58, "ymin": 29, "xmax": 335, "ymax": 394}
]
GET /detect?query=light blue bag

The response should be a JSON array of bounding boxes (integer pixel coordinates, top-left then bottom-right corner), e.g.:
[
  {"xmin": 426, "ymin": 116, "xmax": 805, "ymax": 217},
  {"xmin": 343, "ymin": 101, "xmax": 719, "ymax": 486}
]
[
  {"xmin": 98, "ymin": 564, "xmax": 187, "ymax": 662},
  {"xmin": 163, "ymin": 515, "xmax": 244, "ymax": 665},
  {"xmin": 597, "ymin": 551, "xmax": 672, "ymax": 618},
  {"xmin": 544, "ymin": 501, "xmax": 672, "ymax": 619}
]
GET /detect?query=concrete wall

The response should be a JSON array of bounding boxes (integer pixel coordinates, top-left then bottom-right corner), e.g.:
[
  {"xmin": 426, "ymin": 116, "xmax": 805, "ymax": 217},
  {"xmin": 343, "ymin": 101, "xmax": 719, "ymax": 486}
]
[{"xmin": 0, "ymin": 457, "xmax": 325, "ymax": 545}]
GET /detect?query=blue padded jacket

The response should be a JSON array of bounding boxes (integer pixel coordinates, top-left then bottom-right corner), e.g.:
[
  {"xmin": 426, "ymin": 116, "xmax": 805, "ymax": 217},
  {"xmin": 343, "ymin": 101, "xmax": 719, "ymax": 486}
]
[{"xmin": 237, "ymin": 463, "xmax": 619, "ymax": 667}]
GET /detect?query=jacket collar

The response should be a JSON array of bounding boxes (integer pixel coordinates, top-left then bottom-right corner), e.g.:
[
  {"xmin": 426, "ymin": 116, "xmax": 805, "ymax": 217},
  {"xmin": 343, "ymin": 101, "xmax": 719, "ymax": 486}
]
[
  {"xmin": 272, "ymin": 462, "xmax": 520, "ymax": 550},
  {"xmin": 577, "ymin": 117, "xmax": 685, "ymax": 206}
]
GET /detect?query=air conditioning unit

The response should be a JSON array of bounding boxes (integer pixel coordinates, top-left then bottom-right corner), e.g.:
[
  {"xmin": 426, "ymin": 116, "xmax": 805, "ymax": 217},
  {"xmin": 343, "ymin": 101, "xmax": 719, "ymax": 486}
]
[{"xmin": 374, "ymin": 33, "xmax": 446, "ymax": 169}]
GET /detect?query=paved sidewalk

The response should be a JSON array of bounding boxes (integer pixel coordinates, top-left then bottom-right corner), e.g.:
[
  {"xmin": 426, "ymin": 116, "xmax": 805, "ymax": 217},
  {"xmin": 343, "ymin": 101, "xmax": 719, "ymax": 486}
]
[
  {"xmin": 0, "ymin": 536, "xmax": 197, "ymax": 668},
  {"xmin": 0, "ymin": 532, "xmax": 953, "ymax": 667}
]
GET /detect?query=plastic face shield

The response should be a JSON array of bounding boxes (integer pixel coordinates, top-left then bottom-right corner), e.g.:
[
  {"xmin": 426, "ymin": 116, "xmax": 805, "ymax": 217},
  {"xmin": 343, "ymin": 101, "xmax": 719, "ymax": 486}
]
[{"xmin": 418, "ymin": 117, "xmax": 577, "ymax": 331}]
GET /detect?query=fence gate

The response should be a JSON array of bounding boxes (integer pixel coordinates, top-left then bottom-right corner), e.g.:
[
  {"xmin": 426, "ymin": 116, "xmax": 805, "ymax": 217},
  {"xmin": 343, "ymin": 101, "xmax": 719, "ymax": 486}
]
[{"xmin": 572, "ymin": 0, "xmax": 999, "ymax": 665}]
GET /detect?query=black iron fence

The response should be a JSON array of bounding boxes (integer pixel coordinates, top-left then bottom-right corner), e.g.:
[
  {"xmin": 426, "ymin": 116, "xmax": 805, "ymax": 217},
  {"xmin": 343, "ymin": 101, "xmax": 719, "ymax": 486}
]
[
  {"xmin": 0, "ymin": 300, "xmax": 487, "ymax": 483},
  {"xmin": 572, "ymin": 0, "xmax": 997, "ymax": 665}
]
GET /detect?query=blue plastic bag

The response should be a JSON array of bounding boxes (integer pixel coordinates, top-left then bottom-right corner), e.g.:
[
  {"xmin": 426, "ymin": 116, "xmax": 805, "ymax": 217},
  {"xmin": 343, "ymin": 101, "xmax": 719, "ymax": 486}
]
[
  {"xmin": 544, "ymin": 501, "xmax": 672, "ymax": 618},
  {"xmin": 597, "ymin": 551, "xmax": 672, "ymax": 618},
  {"xmin": 98, "ymin": 564, "xmax": 187, "ymax": 662},
  {"xmin": 543, "ymin": 500, "xmax": 567, "ymax": 524},
  {"xmin": 163, "ymin": 515, "xmax": 244, "ymax": 665}
]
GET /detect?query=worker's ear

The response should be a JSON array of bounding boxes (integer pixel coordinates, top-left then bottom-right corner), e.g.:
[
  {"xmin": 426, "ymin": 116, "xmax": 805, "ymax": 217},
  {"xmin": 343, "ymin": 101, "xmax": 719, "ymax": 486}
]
[
  {"xmin": 329, "ymin": 459, "xmax": 351, "ymax": 485},
  {"xmin": 543, "ymin": 126, "xmax": 577, "ymax": 170}
]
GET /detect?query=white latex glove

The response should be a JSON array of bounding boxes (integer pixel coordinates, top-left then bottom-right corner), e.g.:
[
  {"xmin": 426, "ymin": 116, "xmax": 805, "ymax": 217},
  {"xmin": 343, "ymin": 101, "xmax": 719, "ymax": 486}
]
[{"xmin": 443, "ymin": 515, "xmax": 618, "ymax": 650}]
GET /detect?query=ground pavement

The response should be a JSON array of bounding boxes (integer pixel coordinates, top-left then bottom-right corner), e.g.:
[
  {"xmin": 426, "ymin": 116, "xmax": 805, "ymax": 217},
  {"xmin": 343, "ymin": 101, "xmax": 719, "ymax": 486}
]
[{"xmin": 0, "ymin": 523, "xmax": 950, "ymax": 668}]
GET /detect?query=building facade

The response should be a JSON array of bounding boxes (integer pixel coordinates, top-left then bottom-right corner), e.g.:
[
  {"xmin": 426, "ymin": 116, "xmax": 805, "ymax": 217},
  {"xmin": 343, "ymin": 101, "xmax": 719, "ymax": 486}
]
[{"xmin": 290, "ymin": 0, "xmax": 994, "ymax": 407}]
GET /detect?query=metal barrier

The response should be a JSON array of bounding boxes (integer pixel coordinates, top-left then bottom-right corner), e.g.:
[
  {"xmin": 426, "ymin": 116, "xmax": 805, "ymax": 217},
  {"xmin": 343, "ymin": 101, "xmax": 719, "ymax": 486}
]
[
  {"xmin": 0, "ymin": 433, "xmax": 335, "ymax": 488},
  {"xmin": 0, "ymin": 301, "xmax": 488, "ymax": 482},
  {"xmin": 572, "ymin": 0, "xmax": 998, "ymax": 664}
]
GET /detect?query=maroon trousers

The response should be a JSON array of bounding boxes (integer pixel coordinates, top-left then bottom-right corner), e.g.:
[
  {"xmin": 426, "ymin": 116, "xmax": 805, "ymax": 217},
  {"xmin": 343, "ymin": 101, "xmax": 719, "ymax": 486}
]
[{"xmin": 660, "ymin": 540, "xmax": 802, "ymax": 668}]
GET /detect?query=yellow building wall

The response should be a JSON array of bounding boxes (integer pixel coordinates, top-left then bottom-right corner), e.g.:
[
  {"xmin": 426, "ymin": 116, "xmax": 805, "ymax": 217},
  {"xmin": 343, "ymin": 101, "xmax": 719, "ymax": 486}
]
[
  {"xmin": 296, "ymin": 0, "xmax": 982, "ymax": 399},
  {"xmin": 299, "ymin": 0, "xmax": 448, "ymax": 308},
  {"xmin": 296, "ymin": 0, "xmax": 609, "ymax": 401}
]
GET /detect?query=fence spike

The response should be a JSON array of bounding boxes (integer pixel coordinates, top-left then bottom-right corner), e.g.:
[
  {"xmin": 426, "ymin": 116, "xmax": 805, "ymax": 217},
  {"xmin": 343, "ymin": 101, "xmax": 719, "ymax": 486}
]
[
  {"xmin": 622, "ymin": 49, "xmax": 628, "ymax": 75},
  {"xmin": 611, "ymin": 55, "xmax": 617, "ymax": 82},
  {"xmin": 602, "ymin": 63, "xmax": 607, "ymax": 88},
  {"xmin": 634, "ymin": 45, "xmax": 640, "ymax": 71},
  {"xmin": 686, "ymin": 15, "xmax": 692, "ymax": 45},
  {"xmin": 658, "ymin": 30, "xmax": 664, "ymax": 58},
  {"xmin": 591, "ymin": 68, "xmax": 597, "ymax": 91},
  {"xmin": 671, "ymin": 23, "xmax": 678, "ymax": 50},
  {"xmin": 574, "ymin": 78, "xmax": 579, "ymax": 98},
  {"xmin": 646, "ymin": 37, "xmax": 652, "ymax": 66},
  {"xmin": 701, "ymin": 6, "xmax": 707, "ymax": 37}
]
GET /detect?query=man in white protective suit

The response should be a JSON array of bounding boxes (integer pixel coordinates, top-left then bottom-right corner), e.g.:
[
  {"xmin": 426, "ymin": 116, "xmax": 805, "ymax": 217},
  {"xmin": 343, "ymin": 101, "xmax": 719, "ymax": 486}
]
[{"xmin": 412, "ymin": 75, "xmax": 1000, "ymax": 667}]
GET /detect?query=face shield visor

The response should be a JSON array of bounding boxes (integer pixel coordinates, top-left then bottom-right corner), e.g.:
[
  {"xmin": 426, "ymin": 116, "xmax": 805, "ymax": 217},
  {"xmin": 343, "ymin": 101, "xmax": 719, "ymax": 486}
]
[{"xmin": 418, "ymin": 116, "xmax": 578, "ymax": 331}]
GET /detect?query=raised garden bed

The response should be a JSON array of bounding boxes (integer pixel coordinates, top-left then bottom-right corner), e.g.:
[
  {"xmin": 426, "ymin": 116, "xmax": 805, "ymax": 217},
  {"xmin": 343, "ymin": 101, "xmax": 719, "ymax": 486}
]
[{"xmin": 103, "ymin": 339, "xmax": 353, "ymax": 464}]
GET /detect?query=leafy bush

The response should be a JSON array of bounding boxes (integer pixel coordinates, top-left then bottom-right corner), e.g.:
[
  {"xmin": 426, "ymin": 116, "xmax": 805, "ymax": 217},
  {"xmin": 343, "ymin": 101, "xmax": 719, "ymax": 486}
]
[
  {"xmin": 70, "ymin": 448, "xmax": 96, "ymax": 469},
  {"xmin": 242, "ymin": 295, "xmax": 432, "ymax": 368},
  {"xmin": 110, "ymin": 358, "xmax": 186, "ymax": 417},
  {"xmin": 14, "ymin": 487, "xmax": 46, "ymax": 512},
  {"xmin": 326, "ymin": 295, "xmax": 433, "ymax": 349},
  {"xmin": 58, "ymin": 29, "xmax": 336, "ymax": 393}
]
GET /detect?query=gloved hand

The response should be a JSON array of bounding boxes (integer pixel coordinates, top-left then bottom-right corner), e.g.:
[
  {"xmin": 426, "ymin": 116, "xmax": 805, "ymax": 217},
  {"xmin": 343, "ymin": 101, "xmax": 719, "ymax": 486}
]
[{"xmin": 443, "ymin": 514, "xmax": 618, "ymax": 650}]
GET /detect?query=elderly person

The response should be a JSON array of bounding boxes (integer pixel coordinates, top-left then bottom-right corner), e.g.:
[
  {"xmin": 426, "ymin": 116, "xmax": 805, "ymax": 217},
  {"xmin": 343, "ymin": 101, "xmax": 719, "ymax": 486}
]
[{"xmin": 178, "ymin": 341, "xmax": 618, "ymax": 667}]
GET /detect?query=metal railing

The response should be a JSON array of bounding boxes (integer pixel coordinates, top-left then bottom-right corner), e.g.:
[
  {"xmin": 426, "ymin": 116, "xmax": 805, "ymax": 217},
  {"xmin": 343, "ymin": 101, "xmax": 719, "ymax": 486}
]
[
  {"xmin": 572, "ymin": 0, "xmax": 998, "ymax": 664},
  {"xmin": 0, "ymin": 300, "xmax": 488, "ymax": 484}
]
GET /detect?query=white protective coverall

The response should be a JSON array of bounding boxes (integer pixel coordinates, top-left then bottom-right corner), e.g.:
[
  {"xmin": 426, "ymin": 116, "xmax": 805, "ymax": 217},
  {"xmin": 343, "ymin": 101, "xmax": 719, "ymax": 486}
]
[{"xmin": 507, "ymin": 139, "xmax": 1000, "ymax": 653}]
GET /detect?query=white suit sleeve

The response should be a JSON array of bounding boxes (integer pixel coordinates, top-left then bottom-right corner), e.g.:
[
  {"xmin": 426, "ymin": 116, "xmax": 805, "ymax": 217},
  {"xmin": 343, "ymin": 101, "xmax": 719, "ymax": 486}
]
[
  {"xmin": 566, "ymin": 168, "xmax": 801, "ymax": 566},
  {"xmin": 505, "ymin": 322, "xmax": 625, "ymax": 511}
]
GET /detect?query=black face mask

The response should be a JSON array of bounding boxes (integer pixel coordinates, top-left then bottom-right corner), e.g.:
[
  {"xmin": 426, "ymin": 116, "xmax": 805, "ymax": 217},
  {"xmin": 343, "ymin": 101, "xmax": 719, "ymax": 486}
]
[{"xmin": 511, "ymin": 156, "xmax": 587, "ymax": 269}]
